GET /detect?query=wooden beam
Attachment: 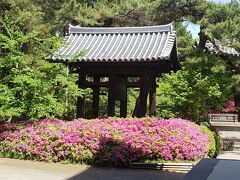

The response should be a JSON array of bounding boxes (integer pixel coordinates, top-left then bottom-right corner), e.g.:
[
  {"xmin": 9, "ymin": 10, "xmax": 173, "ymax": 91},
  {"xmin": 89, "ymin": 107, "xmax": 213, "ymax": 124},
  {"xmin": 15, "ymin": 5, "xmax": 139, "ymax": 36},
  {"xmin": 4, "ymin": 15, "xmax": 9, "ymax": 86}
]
[
  {"xmin": 82, "ymin": 68, "xmax": 156, "ymax": 76},
  {"xmin": 69, "ymin": 61, "xmax": 167, "ymax": 68},
  {"xmin": 92, "ymin": 76, "xmax": 100, "ymax": 118},
  {"xmin": 83, "ymin": 81, "xmax": 141, "ymax": 88},
  {"xmin": 126, "ymin": 82, "xmax": 140, "ymax": 87},
  {"xmin": 70, "ymin": 62, "xmax": 171, "ymax": 76}
]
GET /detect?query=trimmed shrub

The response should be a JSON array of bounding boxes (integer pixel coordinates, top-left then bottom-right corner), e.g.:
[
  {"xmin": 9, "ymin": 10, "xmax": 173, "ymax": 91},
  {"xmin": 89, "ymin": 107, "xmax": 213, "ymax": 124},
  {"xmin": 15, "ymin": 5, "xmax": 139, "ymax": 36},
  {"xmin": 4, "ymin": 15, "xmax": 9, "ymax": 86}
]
[
  {"xmin": 213, "ymin": 131, "xmax": 222, "ymax": 156},
  {"xmin": 200, "ymin": 126, "xmax": 216, "ymax": 157},
  {"xmin": 200, "ymin": 125, "xmax": 222, "ymax": 158},
  {"xmin": 0, "ymin": 118, "xmax": 210, "ymax": 165}
]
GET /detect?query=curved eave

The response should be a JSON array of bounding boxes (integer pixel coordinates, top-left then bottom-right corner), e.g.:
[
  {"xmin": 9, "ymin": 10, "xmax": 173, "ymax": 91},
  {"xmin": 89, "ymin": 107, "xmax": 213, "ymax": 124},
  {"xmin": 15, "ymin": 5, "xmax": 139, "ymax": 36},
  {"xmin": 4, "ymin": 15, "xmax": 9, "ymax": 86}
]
[{"xmin": 50, "ymin": 56, "xmax": 170, "ymax": 63}]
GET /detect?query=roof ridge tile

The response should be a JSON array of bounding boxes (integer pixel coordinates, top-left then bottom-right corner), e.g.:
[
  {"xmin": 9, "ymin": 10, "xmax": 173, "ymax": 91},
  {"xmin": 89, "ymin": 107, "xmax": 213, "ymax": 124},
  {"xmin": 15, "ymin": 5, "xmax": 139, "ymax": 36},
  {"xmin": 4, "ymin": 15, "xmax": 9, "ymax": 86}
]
[{"xmin": 69, "ymin": 23, "xmax": 173, "ymax": 34}]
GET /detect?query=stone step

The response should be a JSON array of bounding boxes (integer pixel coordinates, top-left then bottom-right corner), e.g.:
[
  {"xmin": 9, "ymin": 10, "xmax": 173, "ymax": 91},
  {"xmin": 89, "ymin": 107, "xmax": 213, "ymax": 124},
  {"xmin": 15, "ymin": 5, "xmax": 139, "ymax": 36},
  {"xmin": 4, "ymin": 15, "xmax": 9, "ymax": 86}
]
[
  {"xmin": 233, "ymin": 147, "xmax": 240, "ymax": 151},
  {"xmin": 233, "ymin": 141, "xmax": 240, "ymax": 151},
  {"xmin": 131, "ymin": 162, "xmax": 194, "ymax": 173},
  {"xmin": 234, "ymin": 142, "xmax": 240, "ymax": 148}
]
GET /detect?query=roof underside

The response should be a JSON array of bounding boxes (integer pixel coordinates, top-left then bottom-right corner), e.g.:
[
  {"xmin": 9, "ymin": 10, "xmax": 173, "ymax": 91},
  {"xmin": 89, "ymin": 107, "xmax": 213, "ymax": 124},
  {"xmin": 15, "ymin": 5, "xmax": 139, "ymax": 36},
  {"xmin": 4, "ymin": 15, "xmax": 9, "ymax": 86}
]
[{"xmin": 51, "ymin": 23, "xmax": 176, "ymax": 62}]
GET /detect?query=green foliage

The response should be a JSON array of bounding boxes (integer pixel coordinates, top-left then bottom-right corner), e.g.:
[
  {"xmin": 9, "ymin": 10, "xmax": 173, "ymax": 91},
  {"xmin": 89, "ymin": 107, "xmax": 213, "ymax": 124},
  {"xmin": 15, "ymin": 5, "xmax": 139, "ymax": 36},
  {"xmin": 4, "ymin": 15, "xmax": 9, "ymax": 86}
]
[
  {"xmin": 157, "ymin": 50, "xmax": 232, "ymax": 121},
  {"xmin": 155, "ymin": 0, "xmax": 240, "ymax": 119},
  {"xmin": 213, "ymin": 130, "xmax": 222, "ymax": 157},
  {"xmin": 200, "ymin": 1, "xmax": 240, "ymax": 110},
  {"xmin": 199, "ymin": 126, "xmax": 216, "ymax": 158},
  {"xmin": 175, "ymin": 22, "xmax": 194, "ymax": 54},
  {"xmin": 205, "ymin": 0, "xmax": 240, "ymax": 40},
  {"xmin": 0, "ymin": 0, "xmax": 239, "ymax": 121},
  {"xmin": 157, "ymin": 71, "xmax": 222, "ymax": 120},
  {"xmin": 0, "ymin": 1, "xmax": 83, "ymax": 121},
  {"xmin": 153, "ymin": 0, "xmax": 207, "ymax": 24}
]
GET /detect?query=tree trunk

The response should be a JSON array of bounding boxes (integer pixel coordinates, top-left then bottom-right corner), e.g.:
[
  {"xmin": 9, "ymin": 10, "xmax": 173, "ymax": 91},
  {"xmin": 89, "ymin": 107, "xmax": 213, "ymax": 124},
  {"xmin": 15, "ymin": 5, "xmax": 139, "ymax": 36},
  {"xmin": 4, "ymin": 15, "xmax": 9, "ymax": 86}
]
[{"xmin": 6, "ymin": 116, "xmax": 12, "ymax": 123}]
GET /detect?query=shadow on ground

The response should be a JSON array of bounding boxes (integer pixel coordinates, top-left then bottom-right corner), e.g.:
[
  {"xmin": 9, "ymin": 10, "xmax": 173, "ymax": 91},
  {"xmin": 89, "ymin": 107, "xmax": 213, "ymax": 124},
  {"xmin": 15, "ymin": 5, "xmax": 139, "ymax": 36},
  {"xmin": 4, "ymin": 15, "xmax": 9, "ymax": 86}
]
[
  {"xmin": 67, "ymin": 166, "xmax": 186, "ymax": 180},
  {"xmin": 66, "ymin": 136, "xmax": 186, "ymax": 180}
]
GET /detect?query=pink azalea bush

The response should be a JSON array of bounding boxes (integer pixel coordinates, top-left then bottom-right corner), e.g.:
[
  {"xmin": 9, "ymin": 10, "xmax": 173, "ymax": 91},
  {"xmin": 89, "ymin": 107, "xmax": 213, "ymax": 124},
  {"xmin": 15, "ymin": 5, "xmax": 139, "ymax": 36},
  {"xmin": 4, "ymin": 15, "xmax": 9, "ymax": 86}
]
[
  {"xmin": 212, "ymin": 100, "xmax": 236, "ymax": 113},
  {"xmin": 0, "ymin": 118, "xmax": 210, "ymax": 165},
  {"xmin": 203, "ymin": 100, "xmax": 236, "ymax": 119},
  {"xmin": 222, "ymin": 100, "xmax": 235, "ymax": 113}
]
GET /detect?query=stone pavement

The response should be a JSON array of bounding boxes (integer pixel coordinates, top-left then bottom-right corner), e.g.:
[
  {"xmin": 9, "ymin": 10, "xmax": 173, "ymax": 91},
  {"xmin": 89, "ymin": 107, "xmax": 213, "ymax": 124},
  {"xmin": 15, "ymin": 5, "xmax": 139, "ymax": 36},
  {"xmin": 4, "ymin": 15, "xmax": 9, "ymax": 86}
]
[
  {"xmin": 217, "ymin": 151, "xmax": 240, "ymax": 160},
  {"xmin": 0, "ymin": 158, "xmax": 186, "ymax": 180},
  {"xmin": 184, "ymin": 158, "xmax": 240, "ymax": 180}
]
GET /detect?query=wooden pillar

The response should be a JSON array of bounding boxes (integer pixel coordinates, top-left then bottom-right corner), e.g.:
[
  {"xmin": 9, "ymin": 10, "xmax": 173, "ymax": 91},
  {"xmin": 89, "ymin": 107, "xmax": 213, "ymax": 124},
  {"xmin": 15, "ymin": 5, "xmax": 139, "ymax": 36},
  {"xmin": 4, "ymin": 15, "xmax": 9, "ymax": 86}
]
[
  {"xmin": 120, "ymin": 76, "xmax": 127, "ymax": 118},
  {"xmin": 77, "ymin": 97, "xmax": 85, "ymax": 118},
  {"xmin": 138, "ymin": 75, "xmax": 149, "ymax": 117},
  {"xmin": 149, "ymin": 77, "xmax": 157, "ymax": 116},
  {"xmin": 108, "ymin": 76, "xmax": 115, "ymax": 117},
  {"xmin": 92, "ymin": 76, "xmax": 100, "ymax": 118},
  {"xmin": 76, "ymin": 73, "xmax": 86, "ymax": 118},
  {"xmin": 120, "ymin": 100, "xmax": 127, "ymax": 117},
  {"xmin": 132, "ymin": 96, "xmax": 140, "ymax": 117}
]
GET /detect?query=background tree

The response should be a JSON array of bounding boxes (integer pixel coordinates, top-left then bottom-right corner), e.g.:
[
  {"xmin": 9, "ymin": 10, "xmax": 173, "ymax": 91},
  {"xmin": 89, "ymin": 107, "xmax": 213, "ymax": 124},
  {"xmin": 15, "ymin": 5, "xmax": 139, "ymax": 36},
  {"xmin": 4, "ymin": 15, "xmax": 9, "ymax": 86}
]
[
  {"xmin": 0, "ymin": 0, "xmax": 87, "ymax": 121},
  {"xmin": 0, "ymin": 0, "xmax": 239, "ymax": 121}
]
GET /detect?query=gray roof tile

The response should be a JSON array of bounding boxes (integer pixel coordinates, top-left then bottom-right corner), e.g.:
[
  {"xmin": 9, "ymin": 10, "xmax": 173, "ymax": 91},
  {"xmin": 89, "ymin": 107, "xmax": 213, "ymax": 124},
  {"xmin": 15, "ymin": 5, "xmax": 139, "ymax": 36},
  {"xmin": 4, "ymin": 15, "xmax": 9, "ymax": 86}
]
[
  {"xmin": 206, "ymin": 42, "xmax": 240, "ymax": 57},
  {"xmin": 51, "ymin": 23, "xmax": 176, "ymax": 62}
]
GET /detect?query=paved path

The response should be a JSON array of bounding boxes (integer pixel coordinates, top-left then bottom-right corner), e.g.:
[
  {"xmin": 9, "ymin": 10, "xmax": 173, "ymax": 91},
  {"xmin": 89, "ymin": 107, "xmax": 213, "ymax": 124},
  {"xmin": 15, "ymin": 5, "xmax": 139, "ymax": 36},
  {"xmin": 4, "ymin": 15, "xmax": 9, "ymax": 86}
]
[
  {"xmin": 217, "ymin": 151, "xmax": 240, "ymax": 160},
  {"xmin": 0, "ymin": 158, "xmax": 186, "ymax": 180},
  {"xmin": 184, "ymin": 158, "xmax": 240, "ymax": 180}
]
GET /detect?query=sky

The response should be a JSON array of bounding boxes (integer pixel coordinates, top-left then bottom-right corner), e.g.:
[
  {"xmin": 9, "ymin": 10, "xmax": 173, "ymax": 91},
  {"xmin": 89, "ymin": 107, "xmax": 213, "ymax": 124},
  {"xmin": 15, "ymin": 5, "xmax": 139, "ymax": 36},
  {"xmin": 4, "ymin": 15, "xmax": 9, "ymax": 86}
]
[
  {"xmin": 184, "ymin": 22, "xmax": 200, "ymax": 39},
  {"xmin": 184, "ymin": 0, "xmax": 233, "ymax": 38}
]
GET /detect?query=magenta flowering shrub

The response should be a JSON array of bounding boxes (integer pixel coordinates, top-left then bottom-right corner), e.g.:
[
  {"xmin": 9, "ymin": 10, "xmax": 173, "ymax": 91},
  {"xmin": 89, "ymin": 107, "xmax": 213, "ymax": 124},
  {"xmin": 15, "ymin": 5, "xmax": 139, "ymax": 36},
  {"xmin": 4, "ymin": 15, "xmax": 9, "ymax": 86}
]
[
  {"xmin": 0, "ymin": 118, "xmax": 210, "ymax": 165},
  {"xmin": 222, "ymin": 100, "xmax": 235, "ymax": 113},
  {"xmin": 205, "ymin": 100, "xmax": 236, "ymax": 115},
  {"xmin": 202, "ymin": 100, "xmax": 237, "ymax": 119}
]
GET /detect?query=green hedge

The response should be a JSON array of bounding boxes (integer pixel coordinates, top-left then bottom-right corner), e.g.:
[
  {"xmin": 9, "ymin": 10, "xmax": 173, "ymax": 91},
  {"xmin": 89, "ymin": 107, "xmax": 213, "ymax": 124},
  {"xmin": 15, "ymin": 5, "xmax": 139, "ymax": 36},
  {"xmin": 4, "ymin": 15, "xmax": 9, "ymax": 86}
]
[{"xmin": 200, "ymin": 125, "xmax": 221, "ymax": 157}]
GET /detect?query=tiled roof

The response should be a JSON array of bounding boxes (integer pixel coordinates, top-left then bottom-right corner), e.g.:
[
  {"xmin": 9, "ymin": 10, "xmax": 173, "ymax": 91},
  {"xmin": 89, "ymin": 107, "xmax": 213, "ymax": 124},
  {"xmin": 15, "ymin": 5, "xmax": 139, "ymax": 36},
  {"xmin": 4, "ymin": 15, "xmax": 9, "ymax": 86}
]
[
  {"xmin": 51, "ymin": 23, "xmax": 177, "ymax": 62},
  {"xmin": 206, "ymin": 42, "xmax": 240, "ymax": 57}
]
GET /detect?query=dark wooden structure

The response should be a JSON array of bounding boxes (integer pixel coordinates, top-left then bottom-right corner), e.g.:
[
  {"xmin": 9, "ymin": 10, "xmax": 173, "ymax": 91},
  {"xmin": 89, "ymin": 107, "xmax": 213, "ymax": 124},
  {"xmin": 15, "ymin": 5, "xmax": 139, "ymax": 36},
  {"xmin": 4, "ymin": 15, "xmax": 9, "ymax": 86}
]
[{"xmin": 50, "ymin": 23, "xmax": 179, "ymax": 118}]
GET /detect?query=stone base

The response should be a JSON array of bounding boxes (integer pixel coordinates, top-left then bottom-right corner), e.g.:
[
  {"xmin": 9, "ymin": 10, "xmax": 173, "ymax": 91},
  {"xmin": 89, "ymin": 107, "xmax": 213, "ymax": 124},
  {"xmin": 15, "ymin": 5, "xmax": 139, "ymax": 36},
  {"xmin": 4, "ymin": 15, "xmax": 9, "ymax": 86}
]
[
  {"xmin": 211, "ymin": 122, "xmax": 240, "ymax": 151},
  {"xmin": 131, "ymin": 162, "xmax": 194, "ymax": 172}
]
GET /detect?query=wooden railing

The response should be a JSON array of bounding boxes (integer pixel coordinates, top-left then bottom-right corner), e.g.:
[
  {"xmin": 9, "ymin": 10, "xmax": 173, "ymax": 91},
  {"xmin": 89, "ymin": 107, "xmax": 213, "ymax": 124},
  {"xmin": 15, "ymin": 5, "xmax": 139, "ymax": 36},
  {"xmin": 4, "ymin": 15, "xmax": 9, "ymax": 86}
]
[{"xmin": 209, "ymin": 113, "xmax": 239, "ymax": 123}]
